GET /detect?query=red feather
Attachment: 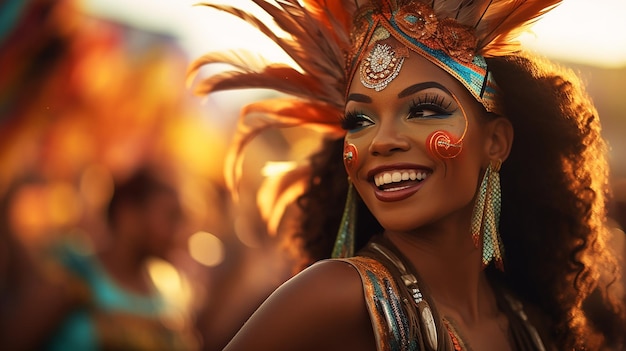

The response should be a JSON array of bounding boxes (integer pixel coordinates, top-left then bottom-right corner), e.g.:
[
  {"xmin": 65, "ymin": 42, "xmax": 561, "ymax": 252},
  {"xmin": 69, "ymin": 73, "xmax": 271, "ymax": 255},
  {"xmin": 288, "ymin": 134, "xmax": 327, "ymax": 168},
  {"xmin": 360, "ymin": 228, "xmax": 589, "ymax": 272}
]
[{"xmin": 224, "ymin": 98, "xmax": 344, "ymax": 200}]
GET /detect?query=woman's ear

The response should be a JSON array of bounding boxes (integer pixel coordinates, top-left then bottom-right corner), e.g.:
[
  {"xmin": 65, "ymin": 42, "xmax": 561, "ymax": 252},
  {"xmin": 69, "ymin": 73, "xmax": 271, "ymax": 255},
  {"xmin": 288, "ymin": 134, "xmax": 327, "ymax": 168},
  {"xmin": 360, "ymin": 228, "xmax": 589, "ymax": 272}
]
[{"xmin": 485, "ymin": 117, "xmax": 513, "ymax": 162}]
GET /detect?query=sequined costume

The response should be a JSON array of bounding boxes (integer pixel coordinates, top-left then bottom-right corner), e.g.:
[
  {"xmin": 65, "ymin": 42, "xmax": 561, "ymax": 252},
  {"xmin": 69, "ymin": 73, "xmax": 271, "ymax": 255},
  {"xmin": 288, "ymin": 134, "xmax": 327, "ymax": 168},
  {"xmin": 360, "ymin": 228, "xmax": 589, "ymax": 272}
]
[{"xmin": 338, "ymin": 236, "xmax": 546, "ymax": 351}]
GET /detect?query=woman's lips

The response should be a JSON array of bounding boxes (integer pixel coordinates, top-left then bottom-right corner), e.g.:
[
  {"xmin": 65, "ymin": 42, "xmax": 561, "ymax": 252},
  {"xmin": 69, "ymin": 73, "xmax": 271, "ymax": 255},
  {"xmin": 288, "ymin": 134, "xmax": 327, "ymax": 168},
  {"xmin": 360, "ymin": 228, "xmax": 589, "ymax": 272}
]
[
  {"xmin": 373, "ymin": 169, "xmax": 429, "ymax": 187},
  {"xmin": 367, "ymin": 164, "xmax": 432, "ymax": 202}
]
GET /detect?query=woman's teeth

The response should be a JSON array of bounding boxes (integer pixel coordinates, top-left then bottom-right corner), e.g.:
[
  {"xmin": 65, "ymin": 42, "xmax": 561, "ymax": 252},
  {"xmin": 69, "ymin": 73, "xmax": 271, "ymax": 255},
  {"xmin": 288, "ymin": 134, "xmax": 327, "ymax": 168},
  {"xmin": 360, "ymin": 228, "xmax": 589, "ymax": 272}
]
[{"xmin": 374, "ymin": 170, "xmax": 429, "ymax": 188}]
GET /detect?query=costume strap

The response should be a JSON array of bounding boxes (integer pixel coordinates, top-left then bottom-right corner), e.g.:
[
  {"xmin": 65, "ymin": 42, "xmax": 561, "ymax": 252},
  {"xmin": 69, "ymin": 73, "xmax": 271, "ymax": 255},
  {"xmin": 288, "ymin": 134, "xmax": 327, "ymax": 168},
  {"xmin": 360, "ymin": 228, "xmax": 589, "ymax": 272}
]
[
  {"xmin": 366, "ymin": 241, "xmax": 446, "ymax": 351},
  {"xmin": 355, "ymin": 237, "xmax": 547, "ymax": 351},
  {"xmin": 499, "ymin": 291, "xmax": 547, "ymax": 351},
  {"xmin": 338, "ymin": 234, "xmax": 457, "ymax": 351},
  {"xmin": 337, "ymin": 256, "xmax": 417, "ymax": 351}
]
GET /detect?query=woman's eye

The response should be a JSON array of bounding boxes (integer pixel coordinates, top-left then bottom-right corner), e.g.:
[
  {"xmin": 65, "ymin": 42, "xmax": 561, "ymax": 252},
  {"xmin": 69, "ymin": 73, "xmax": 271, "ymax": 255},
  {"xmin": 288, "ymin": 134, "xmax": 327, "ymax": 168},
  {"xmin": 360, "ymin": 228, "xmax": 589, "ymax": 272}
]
[
  {"xmin": 408, "ymin": 95, "xmax": 454, "ymax": 119},
  {"xmin": 407, "ymin": 104, "xmax": 451, "ymax": 119},
  {"xmin": 341, "ymin": 112, "xmax": 374, "ymax": 131}
]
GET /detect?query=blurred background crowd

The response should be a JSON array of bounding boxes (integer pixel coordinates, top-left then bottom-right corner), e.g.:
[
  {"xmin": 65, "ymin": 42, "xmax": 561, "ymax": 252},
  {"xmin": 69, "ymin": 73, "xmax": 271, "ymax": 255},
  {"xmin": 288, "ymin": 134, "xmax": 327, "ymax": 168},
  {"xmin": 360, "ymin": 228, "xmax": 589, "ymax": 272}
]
[{"xmin": 0, "ymin": 0, "xmax": 624, "ymax": 350}]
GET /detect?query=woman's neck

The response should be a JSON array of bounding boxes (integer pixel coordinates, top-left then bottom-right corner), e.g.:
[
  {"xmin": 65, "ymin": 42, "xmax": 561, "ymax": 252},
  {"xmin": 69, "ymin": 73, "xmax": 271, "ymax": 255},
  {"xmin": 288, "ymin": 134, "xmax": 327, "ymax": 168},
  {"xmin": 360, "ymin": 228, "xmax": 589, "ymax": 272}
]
[{"xmin": 383, "ymin": 214, "xmax": 498, "ymax": 324}]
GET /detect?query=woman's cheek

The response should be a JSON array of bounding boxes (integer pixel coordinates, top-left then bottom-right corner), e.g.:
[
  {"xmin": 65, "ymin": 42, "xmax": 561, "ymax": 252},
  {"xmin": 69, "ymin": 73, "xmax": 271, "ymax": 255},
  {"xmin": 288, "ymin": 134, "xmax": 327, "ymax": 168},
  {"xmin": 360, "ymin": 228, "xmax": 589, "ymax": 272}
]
[{"xmin": 343, "ymin": 141, "xmax": 359, "ymax": 174}]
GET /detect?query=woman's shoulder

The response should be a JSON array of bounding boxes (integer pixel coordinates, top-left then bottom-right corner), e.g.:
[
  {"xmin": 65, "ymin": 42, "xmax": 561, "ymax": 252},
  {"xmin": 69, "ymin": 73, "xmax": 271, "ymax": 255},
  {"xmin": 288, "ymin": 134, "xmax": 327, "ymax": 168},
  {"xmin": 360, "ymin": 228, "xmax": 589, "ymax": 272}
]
[
  {"xmin": 300, "ymin": 258, "xmax": 367, "ymax": 289},
  {"xmin": 223, "ymin": 259, "xmax": 376, "ymax": 351},
  {"xmin": 271, "ymin": 259, "xmax": 368, "ymax": 315}
]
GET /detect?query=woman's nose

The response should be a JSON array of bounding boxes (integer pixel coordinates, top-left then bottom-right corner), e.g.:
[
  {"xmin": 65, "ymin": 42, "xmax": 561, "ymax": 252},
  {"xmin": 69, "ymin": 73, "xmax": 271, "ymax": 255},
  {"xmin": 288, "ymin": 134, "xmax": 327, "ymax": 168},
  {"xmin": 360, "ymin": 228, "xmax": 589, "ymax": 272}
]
[{"xmin": 368, "ymin": 120, "xmax": 410, "ymax": 156}]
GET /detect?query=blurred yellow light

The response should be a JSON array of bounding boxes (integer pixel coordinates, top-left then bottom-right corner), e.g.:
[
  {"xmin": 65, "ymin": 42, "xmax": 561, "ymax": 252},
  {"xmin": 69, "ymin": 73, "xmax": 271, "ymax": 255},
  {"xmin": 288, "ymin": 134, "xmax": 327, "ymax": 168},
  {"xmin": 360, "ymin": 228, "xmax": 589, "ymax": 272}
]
[
  {"xmin": 261, "ymin": 161, "xmax": 298, "ymax": 177},
  {"xmin": 164, "ymin": 118, "xmax": 226, "ymax": 180},
  {"xmin": 188, "ymin": 231, "xmax": 225, "ymax": 267},
  {"xmin": 147, "ymin": 257, "xmax": 182, "ymax": 296},
  {"xmin": 147, "ymin": 258, "xmax": 194, "ymax": 320}
]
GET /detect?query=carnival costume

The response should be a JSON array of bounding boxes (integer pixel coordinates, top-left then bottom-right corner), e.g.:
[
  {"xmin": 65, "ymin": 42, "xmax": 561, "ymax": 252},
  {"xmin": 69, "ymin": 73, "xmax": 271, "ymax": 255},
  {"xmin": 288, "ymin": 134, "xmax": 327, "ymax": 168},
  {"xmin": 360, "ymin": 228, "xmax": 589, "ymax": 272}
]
[{"xmin": 190, "ymin": 0, "xmax": 561, "ymax": 349}]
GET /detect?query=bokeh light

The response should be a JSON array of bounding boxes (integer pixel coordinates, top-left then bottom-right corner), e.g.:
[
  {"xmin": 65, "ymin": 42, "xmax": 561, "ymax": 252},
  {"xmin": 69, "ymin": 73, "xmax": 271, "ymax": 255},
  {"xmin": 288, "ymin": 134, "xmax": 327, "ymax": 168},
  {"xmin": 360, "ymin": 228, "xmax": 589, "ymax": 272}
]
[{"xmin": 188, "ymin": 231, "xmax": 225, "ymax": 267}]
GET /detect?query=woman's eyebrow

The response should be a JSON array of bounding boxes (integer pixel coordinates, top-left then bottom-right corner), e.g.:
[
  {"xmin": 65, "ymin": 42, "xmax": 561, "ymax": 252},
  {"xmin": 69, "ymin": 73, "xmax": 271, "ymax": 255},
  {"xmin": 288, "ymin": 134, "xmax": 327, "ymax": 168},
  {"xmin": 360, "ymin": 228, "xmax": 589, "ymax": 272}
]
[
  {"xmin": 346, "ymin": 81, "xmax": 451, "ymax": 103},
  {"xmin": 398, "ymin": 81, "xmax": 451, "ymax": 98},
  {"xmin": 346, "ymin": 93, "xmax": 372, "ymax": 103}
]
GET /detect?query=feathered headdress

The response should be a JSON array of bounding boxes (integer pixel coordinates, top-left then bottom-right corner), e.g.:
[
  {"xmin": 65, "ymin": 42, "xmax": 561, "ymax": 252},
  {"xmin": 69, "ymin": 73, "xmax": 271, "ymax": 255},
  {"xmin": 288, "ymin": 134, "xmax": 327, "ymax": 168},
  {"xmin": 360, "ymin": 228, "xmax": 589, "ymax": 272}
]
[{"xmin": 188, "ymin": 0, "xmax": 561, "ymax": 234}]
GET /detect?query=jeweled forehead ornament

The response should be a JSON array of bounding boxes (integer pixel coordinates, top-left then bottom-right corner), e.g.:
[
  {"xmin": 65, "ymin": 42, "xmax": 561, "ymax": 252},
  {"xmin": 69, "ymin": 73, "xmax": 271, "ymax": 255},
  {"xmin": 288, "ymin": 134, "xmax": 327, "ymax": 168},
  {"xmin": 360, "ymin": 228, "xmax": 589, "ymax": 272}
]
[
  {"xmin": 360, "ymin": 42, "xmax": 409, "ymax": 91},
  {"xmin": 348, "ymin": 1, "xmax": 500, "ymax": 114}
]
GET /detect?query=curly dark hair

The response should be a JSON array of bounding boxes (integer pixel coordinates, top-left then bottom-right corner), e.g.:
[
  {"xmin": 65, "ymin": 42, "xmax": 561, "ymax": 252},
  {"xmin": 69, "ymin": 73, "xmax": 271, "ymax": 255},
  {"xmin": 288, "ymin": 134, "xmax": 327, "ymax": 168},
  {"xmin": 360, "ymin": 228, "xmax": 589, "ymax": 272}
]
[{"xmin": 293, "ymin": 53, "xmax": 625, "ymax": 349}]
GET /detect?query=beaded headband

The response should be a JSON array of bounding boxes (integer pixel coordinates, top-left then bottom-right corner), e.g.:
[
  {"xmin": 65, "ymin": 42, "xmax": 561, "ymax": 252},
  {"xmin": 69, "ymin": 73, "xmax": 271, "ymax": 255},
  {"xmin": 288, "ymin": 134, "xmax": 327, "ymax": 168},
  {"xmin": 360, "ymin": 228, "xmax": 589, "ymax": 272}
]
[{"xmin": 347, "ymin": 1, "xmax": 499, "ymax": 114}]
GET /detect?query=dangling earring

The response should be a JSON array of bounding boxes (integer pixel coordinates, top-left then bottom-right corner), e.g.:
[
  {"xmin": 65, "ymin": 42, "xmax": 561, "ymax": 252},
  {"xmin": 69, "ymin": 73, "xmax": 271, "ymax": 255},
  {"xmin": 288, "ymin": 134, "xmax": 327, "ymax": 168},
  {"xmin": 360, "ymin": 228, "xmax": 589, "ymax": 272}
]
[
  {"xmin": 471, "ymin": 159, "xmax": 504, "ymax": 270},
  {"xmin": 332, "ymin": 180, "xmax": 357, "ymax": 258}
]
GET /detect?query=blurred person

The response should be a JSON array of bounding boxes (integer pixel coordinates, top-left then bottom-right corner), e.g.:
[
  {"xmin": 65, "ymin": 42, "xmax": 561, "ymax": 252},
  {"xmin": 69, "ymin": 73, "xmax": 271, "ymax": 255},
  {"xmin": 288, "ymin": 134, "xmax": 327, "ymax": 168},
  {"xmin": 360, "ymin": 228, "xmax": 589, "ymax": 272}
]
[
  {"xmin": 0, "ymin": 0, "xmax": 206, "ymax": 349},
  {"xmin": 190, "ymin": 0, "xmax": 626, "ymax": 350},
  {"xmin": 43, "ymin": 167, "xmax": 199, "ymax": 350}
]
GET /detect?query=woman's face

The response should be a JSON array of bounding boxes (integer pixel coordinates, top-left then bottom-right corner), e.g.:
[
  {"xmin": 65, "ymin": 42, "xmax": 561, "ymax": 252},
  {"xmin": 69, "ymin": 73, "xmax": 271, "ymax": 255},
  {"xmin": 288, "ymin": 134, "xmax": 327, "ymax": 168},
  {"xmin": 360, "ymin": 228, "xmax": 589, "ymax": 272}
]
[{"xmin": 344, "ymin": 40, "xmax": 489, "ymax": 233}]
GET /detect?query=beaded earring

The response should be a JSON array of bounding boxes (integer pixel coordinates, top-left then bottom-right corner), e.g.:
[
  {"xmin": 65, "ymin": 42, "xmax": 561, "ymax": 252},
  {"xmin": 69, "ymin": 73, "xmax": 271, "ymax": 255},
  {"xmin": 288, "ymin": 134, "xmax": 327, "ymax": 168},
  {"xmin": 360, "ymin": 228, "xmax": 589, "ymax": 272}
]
[
  {"xmin": 332, "ymin": 180, "xmax": 357, "ymax": 258},
  {"xmin": 471, "ymin": 159, "xmax": 504, "ymax": 270}
]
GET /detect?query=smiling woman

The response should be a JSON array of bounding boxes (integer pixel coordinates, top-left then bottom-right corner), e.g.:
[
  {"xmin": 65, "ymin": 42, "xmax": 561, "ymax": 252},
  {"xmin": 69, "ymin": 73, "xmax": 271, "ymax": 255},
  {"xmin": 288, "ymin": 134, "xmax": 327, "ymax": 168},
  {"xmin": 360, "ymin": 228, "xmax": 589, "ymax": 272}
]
[
  {"xmin": 189, "ymin": 0, "xmax": 626, "ymax": 350},
  {"xmin": 342, "ymin": 51, "xmax": 496, "ymax": 236}
]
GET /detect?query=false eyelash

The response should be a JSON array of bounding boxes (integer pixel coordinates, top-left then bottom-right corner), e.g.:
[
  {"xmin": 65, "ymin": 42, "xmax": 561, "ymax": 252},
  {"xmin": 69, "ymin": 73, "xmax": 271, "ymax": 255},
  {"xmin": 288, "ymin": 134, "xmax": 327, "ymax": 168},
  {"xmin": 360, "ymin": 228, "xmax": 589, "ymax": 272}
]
[
  {"xmin": 340, "ymin": 110, "xmax": 367, "ymax": 130},
  {"xmin": 412, "ymin": 93, "xmax": 453, "ymax": 110},
  {"xmin": 408, "ymin": 94, "xmax": 455, "ymax": 117}
]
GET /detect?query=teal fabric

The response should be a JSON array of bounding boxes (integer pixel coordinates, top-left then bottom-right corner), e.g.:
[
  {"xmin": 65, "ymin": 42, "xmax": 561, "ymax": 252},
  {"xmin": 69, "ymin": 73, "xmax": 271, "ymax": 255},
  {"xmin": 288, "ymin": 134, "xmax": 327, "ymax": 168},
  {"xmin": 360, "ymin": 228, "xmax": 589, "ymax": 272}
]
[
  {"xmin": 0, "ymin": 0, "xmax": 29, "ymax": 46},
  {"xmin": 47, "ymin": 310, "xmax": 96, "ymax": 351}
]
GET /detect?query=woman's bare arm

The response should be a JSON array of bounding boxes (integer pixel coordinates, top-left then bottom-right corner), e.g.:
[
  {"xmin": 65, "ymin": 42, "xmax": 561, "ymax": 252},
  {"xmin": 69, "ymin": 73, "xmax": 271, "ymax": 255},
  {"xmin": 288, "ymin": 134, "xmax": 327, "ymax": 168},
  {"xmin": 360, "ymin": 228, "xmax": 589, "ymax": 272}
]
[{"xmin": 223, "ymin": 259, "xmax": 376, "ymax": 351}]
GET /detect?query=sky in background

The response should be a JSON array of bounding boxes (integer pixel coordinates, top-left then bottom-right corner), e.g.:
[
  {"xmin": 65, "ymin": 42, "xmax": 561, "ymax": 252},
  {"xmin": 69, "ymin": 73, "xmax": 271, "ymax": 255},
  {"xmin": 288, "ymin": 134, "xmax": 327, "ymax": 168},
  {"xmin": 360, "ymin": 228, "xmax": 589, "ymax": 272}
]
[{"xmin": 83, "ymin": 0, "xmax": 626, "ymax": 69}]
